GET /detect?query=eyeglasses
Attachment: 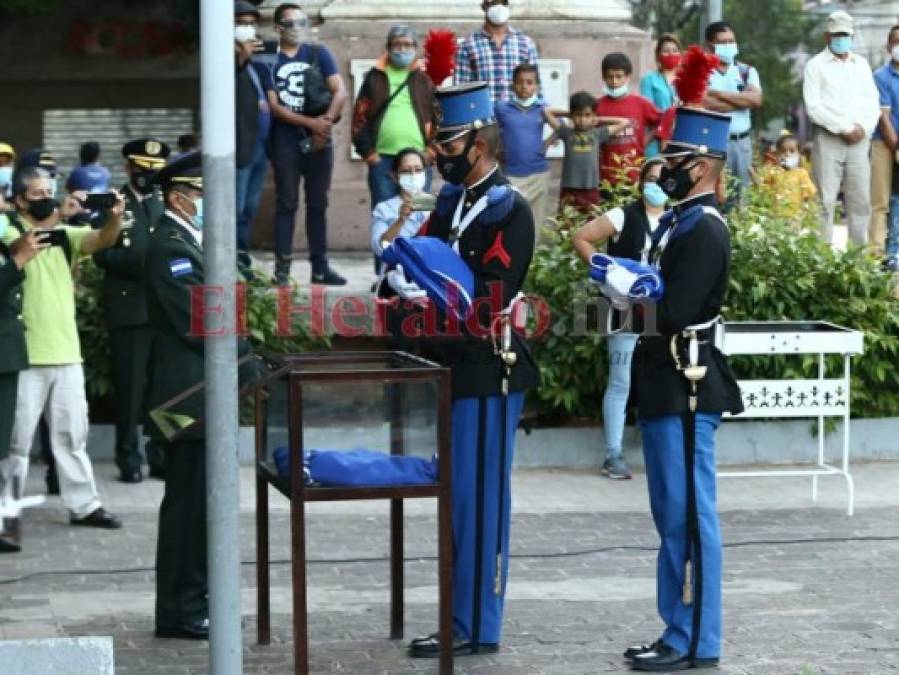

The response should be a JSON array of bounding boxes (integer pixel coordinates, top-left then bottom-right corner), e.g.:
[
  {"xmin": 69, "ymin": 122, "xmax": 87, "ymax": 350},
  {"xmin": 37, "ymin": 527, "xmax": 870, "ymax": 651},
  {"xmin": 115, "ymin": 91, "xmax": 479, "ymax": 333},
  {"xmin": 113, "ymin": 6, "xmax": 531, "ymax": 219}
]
[{"xmin": 278, "ymin": 18, "xmax": 308, "ymax": 29}]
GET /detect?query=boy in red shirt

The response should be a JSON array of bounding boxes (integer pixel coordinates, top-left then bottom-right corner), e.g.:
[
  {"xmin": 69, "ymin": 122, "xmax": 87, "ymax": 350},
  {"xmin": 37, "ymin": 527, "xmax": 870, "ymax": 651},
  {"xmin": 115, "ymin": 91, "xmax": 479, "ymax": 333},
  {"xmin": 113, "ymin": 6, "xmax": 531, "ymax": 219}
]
[{"xmin": 596, "ymin": 52, "xmax": 661, "ymax": 191}]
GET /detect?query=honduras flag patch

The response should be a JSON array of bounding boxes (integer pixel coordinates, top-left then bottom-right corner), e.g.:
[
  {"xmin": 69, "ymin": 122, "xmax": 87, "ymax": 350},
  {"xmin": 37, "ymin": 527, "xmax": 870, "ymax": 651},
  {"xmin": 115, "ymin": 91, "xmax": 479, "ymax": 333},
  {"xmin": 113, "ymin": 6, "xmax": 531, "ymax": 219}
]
[{"xmin": 169, "ymin": 258, "xmax": 193, "ymax": 277}]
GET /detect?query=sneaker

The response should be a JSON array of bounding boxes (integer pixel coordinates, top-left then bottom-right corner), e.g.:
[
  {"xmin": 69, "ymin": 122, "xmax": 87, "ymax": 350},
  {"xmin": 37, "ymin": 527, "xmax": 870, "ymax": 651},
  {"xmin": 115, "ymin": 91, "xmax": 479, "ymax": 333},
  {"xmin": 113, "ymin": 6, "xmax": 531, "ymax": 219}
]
[
  {"xmin": 311, "ymin": 267, "xmax": 347, "ymax": 286},
  {"xmin": 884, "ymin": 256, "xmax": 899, "ymax": 273},
  {"xmin": 602, "ymin": 456, "xmax": 632, "ymax": 480}
]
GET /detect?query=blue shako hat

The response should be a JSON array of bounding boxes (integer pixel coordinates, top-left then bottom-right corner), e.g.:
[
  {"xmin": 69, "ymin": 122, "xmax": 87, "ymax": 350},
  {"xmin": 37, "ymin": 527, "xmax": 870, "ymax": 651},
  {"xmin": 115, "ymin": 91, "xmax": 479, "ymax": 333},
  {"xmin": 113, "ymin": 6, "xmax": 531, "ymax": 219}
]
[
  {"xmin": 663, "ymin": 106, "xmax": 731, "ymax": 159},
  {"xmin": 434, "ymin": 82, "xmax": 496, "ymax": 143}
]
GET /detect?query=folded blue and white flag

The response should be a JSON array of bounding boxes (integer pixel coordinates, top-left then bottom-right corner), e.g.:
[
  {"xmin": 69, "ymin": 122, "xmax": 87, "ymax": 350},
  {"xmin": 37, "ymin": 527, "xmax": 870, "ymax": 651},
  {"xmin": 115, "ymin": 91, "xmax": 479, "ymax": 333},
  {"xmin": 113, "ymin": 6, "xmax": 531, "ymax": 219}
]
[{"xmin": 589, "ymin": 253, "xmax": 664, "ymax": 303}]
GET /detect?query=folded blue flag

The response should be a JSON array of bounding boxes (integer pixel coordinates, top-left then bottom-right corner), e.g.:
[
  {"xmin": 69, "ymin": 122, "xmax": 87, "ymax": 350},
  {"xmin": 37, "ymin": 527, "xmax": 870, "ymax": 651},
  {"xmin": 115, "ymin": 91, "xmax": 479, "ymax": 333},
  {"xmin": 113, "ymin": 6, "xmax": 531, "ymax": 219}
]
[
  {"xmin": 273, "ymin": 446, "xmax": 438, "ymax": 487},
  {"xmin": 589, "ymin": 253, "xmax": 665, "ymax": 301},
  {"xmin": 381, "ymin": 236, "xmax": 475, "ymax": 320}
]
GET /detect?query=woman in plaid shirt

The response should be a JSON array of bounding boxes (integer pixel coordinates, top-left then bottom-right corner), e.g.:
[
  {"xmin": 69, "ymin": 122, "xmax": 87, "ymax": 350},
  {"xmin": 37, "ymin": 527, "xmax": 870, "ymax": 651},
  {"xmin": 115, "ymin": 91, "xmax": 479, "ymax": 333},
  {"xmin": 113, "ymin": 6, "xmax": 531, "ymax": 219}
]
[{"xmin": 454, "ymin": 0, "xmax": 539, "ymax": 103}]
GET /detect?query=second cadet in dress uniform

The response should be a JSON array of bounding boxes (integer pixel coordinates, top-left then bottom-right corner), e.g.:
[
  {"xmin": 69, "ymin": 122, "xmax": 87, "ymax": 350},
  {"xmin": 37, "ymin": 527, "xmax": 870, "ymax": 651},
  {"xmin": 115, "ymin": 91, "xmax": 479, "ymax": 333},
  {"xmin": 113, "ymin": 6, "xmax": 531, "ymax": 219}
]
[
  {"xmin": 623, "ymin": 106, "xmax": 744, "ymax": 671},
  {"xmin": 387, "ymin": 82, "xmax": 540, "ymax": 658},
  {"xmin": 94, "ymin": 139, "xmax": 170, "ymax": 483},
  {"xmin": 0, "ymin": 225, "xmax": 46, "ymax": 552}
]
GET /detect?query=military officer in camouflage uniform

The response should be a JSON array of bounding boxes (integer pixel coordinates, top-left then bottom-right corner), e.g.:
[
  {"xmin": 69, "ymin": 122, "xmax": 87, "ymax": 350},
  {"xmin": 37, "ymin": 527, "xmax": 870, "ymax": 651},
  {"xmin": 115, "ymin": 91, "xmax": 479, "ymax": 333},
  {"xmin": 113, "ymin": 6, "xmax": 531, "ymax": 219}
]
[
  {"xmin": 0, "ymin": 226, "xmax": 46, "ymax": 552},
  {"xmin": 94, "ymin": 139, "xmax": 169, "ymax": 483}
]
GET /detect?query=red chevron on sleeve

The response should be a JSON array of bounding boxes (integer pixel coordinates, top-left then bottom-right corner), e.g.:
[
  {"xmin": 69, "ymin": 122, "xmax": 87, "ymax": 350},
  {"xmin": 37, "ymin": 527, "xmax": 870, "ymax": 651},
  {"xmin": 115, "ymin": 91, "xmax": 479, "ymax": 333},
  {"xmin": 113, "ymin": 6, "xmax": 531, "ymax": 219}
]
[
  {"xmin": 417, "ymin": 214, "xmax": 431, "ymax": 237},
  {"xmin": 482, "ymin": 231, "xmax": 511, "ymax": 268}
]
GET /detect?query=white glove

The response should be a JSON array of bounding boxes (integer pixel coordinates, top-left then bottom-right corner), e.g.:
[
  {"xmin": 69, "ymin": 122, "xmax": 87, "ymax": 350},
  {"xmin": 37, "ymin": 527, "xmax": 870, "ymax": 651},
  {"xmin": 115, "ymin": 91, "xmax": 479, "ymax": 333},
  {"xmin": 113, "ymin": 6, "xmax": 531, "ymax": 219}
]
[
  {"xmin": 604, "ymin": 263, "xmax": 639, "ymax": 298},
  {"xmin": 386, "ymin": 264, "xmax": 428, "ymax": 301}
]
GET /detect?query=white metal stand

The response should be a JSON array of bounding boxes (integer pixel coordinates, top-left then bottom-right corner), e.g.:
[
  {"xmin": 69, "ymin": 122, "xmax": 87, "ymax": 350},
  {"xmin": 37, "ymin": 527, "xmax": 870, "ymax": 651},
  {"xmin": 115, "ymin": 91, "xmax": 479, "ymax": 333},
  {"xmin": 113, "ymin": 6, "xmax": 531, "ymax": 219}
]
[{"xmin": 719, "ymin": 321, "xmax": 864, "ymax": 516}]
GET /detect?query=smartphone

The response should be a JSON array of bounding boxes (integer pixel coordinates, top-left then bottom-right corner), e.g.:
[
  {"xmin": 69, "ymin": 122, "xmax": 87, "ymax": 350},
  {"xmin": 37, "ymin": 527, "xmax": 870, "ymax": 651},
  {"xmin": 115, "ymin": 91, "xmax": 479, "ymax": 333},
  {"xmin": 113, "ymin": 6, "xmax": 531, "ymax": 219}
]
[
  {"xmin": 261, "ymin": 40, "xmax": 278, "ymax": 55},
  {"xmin": 39, "ymin": 229, "xmax": 68, "ymax": 247},
  {"xmin": 81, "ymin": 193, "xmax": 117, "ymax": 210},
  {"xmin": 411, "ymin": 193, "xmax": 436, "ymax": 212}
]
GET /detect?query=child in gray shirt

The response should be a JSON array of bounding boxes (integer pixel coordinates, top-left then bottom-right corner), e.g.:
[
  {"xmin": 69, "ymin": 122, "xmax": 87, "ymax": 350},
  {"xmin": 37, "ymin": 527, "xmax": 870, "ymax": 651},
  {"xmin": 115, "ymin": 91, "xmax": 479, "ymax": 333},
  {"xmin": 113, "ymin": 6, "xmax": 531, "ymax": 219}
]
[{"xmin": 545, "ymin": 91, "xmax": 629, "ymax": 214}]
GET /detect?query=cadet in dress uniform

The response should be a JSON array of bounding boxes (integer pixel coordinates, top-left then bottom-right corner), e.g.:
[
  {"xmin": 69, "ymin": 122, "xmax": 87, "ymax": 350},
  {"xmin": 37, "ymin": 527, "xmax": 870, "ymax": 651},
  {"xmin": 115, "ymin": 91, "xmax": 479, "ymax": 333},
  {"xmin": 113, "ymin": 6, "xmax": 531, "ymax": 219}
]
[
  {"xmin": 395, "ymin": 83, "xmax": 540, "ymax": 657},
  {"xmin": 145, "ymin": 152, "xmax": 212, "ymax": 640},
  {"xmin": 94, "ymin": 139, "xmax": 169, "ymax": 483},
  {"xmin": 0, "ymin": 227, "xmax": 45, "ymax": 552},
  {"xmin": 624, "ymin": 107, "xmax": 744, "ymax": 671}
]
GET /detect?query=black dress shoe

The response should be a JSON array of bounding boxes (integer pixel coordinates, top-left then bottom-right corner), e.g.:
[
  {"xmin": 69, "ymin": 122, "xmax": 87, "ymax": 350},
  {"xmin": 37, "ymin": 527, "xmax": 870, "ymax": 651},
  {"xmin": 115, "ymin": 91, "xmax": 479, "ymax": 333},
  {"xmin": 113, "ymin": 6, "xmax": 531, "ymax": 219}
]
[
  {"xmin": 118, "ymin": 470, "xmax": 143, "ymax": 484},
  {"xmin": 624, "ymin": 638, "xmax": 663, "ymax": 661},
  {"xmin": 155, "ymin": 618, "xmax": 209, "ymax": 640},
  {"xmin": 631, "ymin": 642, "xmax": 719, "ymax": 671},
  {"xmin": 0, "ymin": 520, "xmax": 21, "ymax": 553},
  {"xmin": 70, "ymin": 507, "xmax": 122, "ymax": 529},
  {"xmin": 408, "ymin": 632, "xmax": 499, "ymax": 658}
]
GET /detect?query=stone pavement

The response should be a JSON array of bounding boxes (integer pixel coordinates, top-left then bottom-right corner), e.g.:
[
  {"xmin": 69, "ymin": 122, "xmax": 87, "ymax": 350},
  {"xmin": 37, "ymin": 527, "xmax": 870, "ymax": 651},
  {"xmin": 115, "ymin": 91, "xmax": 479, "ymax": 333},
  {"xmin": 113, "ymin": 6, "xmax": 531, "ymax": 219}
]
[{"xmin": 1, "ymin": 461, "xmax": 898, "ymax": 674}]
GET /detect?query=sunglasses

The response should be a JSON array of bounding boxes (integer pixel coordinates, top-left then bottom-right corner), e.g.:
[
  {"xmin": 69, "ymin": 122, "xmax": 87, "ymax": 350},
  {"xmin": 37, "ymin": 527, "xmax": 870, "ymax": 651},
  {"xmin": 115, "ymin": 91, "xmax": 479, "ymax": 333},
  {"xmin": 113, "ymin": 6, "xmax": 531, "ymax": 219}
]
[{"xmin": 278, "ymin": 18, "xmax": 308, "ymax": 29}]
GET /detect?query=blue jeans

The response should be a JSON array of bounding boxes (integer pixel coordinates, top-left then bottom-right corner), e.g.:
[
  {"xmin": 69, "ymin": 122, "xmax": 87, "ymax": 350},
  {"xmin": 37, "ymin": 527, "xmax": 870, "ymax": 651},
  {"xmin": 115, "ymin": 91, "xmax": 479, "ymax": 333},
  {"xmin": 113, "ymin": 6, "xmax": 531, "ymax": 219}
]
[
  {"xmin": 602, "ymin": 333, "xmax": 638, "ymax": 459},
  {"xmin": 270, "ymin": 130, "xmax": 333, "ymax": 270},
  {"xmin": 725, "ymin": 134, "xmax": 752, "ymax": 210},
  {"xmin": 235, "ymin": 138, "xmax": 268, "ymax": 252},
  {"xmin": 887, "ymin": 193, "xmax": 899, "ymax": 259}
]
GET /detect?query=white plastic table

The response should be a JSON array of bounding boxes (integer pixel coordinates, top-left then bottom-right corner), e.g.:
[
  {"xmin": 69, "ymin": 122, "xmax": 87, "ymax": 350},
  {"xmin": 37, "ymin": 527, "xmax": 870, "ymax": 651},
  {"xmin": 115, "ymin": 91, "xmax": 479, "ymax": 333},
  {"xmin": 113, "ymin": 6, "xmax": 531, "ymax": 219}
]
[{"xmin": 719, "ymin": 321, "xmax": 865, "ymax": 515}]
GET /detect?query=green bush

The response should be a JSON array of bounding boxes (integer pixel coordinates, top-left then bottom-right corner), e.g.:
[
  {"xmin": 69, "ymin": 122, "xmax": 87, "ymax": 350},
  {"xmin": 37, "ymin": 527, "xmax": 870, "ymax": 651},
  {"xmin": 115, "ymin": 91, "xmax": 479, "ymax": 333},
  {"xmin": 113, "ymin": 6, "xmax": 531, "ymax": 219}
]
[{"xmin": 524, "ymin": 184, "xmax": 899, "ymax": 423}]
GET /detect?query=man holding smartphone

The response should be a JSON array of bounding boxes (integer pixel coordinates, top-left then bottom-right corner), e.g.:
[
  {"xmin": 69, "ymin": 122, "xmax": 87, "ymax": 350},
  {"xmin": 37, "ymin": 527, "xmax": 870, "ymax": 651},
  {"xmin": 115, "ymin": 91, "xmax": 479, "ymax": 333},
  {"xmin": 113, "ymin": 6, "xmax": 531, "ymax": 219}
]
[
  {"xmin": 264, "ymin": 1, "xmax": 347, "ymax": 286},
  {"xmin": 0, "ymin": 164, "xmax": 125, "ymax": 542}
]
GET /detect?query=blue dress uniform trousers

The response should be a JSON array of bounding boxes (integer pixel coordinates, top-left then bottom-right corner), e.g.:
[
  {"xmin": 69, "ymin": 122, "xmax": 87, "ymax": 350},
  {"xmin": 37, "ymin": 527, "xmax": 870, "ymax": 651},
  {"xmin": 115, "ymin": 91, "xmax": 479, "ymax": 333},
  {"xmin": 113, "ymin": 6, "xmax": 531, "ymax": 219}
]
[
  {"xmin": 640, "ymin": 413, "xmax": 722, "ymax": 660},
  {"xmin": 450, "ymin": 393, "xmax": 525, "ymax": 646}
]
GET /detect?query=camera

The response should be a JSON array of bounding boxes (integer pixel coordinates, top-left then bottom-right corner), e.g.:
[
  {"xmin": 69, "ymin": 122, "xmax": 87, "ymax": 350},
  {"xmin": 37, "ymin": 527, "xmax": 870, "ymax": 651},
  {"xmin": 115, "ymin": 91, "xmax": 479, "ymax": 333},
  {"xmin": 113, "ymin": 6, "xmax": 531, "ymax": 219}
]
[
  {"xmin": 80, "ymin": 193, "xmax": 117, "ymax": 210},
  {"xmin": 298, "ymin": 137, "xmax": 314, "ymax": 155}
]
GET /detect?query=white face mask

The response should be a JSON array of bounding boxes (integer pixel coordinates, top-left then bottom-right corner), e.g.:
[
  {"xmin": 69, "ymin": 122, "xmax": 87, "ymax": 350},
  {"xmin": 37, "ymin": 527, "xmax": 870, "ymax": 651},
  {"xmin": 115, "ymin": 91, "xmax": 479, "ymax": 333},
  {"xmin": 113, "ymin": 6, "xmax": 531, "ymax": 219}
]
[
  {"xmin": 486, "ymin": 4, "xmax": 511, "ymax": 26},
  {"xmin": 398, "ymin": 171, "xmax": 427, "ymax": 195},
  {"xmin": 891, "ymin": 45, "xmax": 899, "ymax": 62},
  {"xmin": 235, "ymin": 24, "xmax": 256, "ymax": 42},
  {"xmin": 780, "ymin": 154, "xmax": 800, "ymax": 169}
]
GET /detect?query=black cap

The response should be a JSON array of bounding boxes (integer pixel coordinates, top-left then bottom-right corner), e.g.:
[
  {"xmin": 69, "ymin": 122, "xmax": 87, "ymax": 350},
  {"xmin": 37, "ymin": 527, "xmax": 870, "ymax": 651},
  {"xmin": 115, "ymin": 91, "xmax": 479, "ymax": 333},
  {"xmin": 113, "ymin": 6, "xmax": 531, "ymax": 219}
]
[
  {"xmin": 151, "ymin": 151, "xmax": 202, "ymax": 193},
  {"xmin": 18, "ymin": 148, "xmax": 58, "ymax": 177},
  {"xmin": 234, "ymin": 0, "xmax": 261, "ymax": 18},
  {"xmin": 122, "ymin": 138, "xmax": 171, "ymax": 169}
]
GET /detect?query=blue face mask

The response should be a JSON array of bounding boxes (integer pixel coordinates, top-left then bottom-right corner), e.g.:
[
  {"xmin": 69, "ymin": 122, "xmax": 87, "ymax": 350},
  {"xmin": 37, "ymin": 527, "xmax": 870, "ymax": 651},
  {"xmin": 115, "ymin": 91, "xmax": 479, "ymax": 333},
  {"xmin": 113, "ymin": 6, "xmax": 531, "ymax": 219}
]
[
  {"xmin": 191, "ymin": 197, "xmax": 204, "ymax": 230},
  {"xmin": 714, "ymin": 42, "xmax": 739, "ymax": 65},
  {"xmin": 604, "ymin": 84, "xmax": 629, "ymax": 98},
  {"xmin": 389, "ymin": 49, "xmax": 415, "ymax": 69},
  {"xmin": 830, "ymin": 36, "xmax": 852, "ymax": 55},
  {"xmin": 642, "ymin": 181, "xmax": 668, "ymax": 208},
  {"xmin": 0, "ymin": 166, "xmax": 12, "ymax": 188},
  {"xmin": 514, "ymin": 94, "xmax": 538, "ymax": 108}
]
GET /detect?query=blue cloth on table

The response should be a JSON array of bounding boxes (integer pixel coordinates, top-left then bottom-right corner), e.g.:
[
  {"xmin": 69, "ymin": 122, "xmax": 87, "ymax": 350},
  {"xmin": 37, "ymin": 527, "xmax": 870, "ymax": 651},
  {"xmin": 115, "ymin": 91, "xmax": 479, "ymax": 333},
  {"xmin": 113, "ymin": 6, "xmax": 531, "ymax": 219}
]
[
  {"xmin": 381, "ymin": 236, "xmax": 475, "ymax": 320},
  {"xmin": 272, "ymin": 446, "xmax": 438, "ymax": 487},
  {"xmin": 589, "ymin": 252, "xmax": 665, "ymax": 300}
]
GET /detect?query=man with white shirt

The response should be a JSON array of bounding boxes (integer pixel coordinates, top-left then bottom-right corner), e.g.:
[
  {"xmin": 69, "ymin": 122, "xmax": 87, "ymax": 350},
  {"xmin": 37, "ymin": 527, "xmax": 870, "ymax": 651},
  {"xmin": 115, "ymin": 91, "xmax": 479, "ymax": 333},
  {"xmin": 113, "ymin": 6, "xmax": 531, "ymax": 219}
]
[{"xmin": 803, "ymin": 10, "xmax": 881, "ymax": 245}]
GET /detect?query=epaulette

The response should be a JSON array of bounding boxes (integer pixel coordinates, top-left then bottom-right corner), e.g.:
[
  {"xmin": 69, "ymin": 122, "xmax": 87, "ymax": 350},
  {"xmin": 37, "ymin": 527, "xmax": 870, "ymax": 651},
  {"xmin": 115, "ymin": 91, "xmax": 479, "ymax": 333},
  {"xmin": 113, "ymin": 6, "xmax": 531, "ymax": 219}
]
[
  {"xmin": 434, "ymin": 183, "xmax": 465, "ymax": 218},
  {"xmin": 480, "ymin": 184, "xmax": 515, "ymax": 226}
]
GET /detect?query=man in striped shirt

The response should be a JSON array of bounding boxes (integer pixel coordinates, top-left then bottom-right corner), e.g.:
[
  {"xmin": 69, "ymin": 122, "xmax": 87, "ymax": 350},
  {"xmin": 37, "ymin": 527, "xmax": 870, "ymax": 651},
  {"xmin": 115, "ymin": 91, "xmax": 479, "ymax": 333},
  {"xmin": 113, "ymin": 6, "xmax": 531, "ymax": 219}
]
[{"xmin": 454, "ymin": 0, "xmax": 539, "ymax": 103}]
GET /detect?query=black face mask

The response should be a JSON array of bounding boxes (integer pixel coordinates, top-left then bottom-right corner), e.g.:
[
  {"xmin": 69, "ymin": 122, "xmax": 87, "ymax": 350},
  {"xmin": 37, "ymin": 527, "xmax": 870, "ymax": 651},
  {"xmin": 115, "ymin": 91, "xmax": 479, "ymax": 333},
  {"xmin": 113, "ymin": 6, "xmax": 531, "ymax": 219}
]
[
  {"xmin": 26, "ymin": 197, "xmax": 58, "ymax": 221},
  {"xmin": 132, "ymin": 169, "xmax": 156, "ymax": 195},
  {"xmin": 435, "ymin": 131, "xmax": 479, "ymax": 185},
  {"xmin": 659, "ymin": 157, "xmax": 701, "ymax": 201}
]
